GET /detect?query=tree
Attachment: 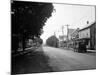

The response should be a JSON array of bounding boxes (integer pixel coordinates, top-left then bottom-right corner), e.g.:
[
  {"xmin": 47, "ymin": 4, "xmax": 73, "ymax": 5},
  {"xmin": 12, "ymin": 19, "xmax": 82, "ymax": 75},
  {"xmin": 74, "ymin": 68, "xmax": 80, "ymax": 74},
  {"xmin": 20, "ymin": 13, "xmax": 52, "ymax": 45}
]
[
  {"xmin": 11, "ymin": 1, "xmax": 54, "ymax": 52},
  {"xmin": 46, "ymin": 35, "xmax": 59, "ymax": 47}
]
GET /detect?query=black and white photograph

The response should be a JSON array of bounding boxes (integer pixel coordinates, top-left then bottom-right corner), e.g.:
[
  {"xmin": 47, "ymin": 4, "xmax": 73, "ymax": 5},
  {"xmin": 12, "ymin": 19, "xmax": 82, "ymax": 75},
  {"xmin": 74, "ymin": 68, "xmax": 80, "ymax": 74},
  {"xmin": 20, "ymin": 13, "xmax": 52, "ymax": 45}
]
[{"xmin": 11, "ymin": 0, "xmax": 96, "ymax": 75}]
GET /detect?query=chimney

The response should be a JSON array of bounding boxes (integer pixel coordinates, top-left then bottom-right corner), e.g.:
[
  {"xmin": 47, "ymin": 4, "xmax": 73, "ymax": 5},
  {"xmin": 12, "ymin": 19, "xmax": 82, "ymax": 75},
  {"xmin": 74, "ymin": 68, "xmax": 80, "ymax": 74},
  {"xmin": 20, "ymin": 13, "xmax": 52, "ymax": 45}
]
[{"xmin": 87, "ymin": 21, "xmax": 89, "ymax": 24}]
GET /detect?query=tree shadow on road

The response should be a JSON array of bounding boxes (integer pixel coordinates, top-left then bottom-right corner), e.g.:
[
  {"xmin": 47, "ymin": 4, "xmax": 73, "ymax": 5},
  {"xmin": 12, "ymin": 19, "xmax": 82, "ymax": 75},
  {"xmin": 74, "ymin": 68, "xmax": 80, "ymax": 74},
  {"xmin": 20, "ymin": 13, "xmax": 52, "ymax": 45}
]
[{"xmin": 11, "ymin": 50, "xmax": 53, "ymax": 75}]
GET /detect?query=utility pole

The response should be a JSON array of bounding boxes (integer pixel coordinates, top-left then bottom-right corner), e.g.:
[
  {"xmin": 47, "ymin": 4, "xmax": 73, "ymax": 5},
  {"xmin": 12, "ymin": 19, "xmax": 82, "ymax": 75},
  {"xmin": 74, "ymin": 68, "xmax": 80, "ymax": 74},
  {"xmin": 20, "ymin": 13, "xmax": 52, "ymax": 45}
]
[
  {"xmin": 65, "ymin": 25, "xmax": 70, "ymax": 41},
  {"xmin": 64, "ymin": 25, "xmax": 70, "ymax": 48},
  {"xmin": 54, "ymin": 31, "xmax": 56, "ymax": 36},
  {"xmin": 62, "ymin": 26, "xmax": 64, "ymax": 41}
]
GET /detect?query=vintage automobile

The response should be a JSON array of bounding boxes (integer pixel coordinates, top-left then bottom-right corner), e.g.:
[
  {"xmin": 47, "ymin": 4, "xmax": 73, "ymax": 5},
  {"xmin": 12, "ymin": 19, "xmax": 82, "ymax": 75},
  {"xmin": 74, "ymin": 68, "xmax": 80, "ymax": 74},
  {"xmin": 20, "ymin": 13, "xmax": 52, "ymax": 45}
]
[{"xmin": 73, "ymin": 38, "xmax": 88, "ymax": 53}]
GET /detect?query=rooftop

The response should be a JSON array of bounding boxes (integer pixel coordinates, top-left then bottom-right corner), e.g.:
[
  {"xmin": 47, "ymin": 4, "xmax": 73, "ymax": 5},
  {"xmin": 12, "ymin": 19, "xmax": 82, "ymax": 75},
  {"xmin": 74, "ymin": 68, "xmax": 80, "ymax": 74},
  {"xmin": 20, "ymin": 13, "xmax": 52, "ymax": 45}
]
[{"xmin": 79, "ymin": 21, "xmax": 96, "ymax": 31}]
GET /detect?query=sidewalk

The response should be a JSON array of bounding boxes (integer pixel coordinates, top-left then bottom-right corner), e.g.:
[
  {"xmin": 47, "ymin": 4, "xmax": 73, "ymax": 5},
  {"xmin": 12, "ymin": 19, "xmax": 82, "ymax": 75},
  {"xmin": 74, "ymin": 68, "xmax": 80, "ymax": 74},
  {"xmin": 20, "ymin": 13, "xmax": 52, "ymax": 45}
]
[
  {"xmin": 60, "ymin": 47, "xmax": 96, "ymax": 52},
  {"xmin": 59, "ymin": 47, "xmax": 96, "ymax": 56},
  {"xmin": 12, "ymin": 47, "xmax": 37, "ymax": 57},
  {"xmin": 11, "ymin": 46, "xmax": 53, "ymax": 74},
  {"xmin": 87, "ymin": 50, "xmax": 96, "ymax": 52}
]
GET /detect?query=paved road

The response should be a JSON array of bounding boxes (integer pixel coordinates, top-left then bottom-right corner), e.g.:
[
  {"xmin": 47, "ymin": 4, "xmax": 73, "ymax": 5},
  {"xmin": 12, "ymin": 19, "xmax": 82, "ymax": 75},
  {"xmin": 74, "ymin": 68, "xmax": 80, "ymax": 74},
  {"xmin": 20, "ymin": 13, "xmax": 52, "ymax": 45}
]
[{"xmin": 43, "ymin": 46, "xmax": 96, "ymax": 71}]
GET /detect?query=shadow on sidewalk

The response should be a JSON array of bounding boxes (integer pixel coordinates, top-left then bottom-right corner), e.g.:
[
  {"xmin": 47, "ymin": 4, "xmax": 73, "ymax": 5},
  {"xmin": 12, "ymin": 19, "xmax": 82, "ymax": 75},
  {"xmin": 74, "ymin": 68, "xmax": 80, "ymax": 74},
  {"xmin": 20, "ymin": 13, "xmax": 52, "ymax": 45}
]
[{"xmin": 11, "ymin": 50, "xmax": 54, "ymax": 75}]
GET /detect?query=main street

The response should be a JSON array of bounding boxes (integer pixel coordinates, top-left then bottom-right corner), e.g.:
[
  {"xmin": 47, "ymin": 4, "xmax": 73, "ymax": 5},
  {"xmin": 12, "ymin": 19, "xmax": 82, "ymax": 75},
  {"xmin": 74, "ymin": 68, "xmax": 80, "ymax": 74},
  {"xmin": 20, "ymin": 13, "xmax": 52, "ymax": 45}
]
[
  {"xmin": 43, "ymin": 46, "xmax": 96, "ymax": 71},
  {"xmin": 12, "ymin": 46, "xmax": 96, "ymax": 74}
]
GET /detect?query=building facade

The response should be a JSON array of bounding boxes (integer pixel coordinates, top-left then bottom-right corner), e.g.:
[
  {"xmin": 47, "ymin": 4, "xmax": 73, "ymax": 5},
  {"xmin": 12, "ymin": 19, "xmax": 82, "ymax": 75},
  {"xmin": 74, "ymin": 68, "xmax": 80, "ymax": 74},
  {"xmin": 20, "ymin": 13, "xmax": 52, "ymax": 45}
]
[
  {"xmin": 79, "ymin": 26, "xmax": 91, "ymax": 49},
  {"xmin": 78, "ymin": 22, "xmax": 96, "ymax": 50},
  {"xmin": 90, "ymin": 22, "xmax": 96, "ymax": 50},
  {"xmin": 58, "ymin": 29, "xmax": 75, "ymax": 47}
]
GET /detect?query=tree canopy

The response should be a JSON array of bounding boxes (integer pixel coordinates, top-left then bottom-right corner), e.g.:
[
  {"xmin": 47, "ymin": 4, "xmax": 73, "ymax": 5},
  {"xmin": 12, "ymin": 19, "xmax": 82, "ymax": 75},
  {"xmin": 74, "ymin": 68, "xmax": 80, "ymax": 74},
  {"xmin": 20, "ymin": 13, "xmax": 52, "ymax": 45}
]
[
  {"xmin": 11, "ymin": 1, "xmax": 54, "ymax": 51},
  {"xmin": 46, "ymin": 35, "xmax": 59, "ymax": 47},
  {"xmin": 12, "ymin": 1, "xmax": 54, "ymax": 38}
]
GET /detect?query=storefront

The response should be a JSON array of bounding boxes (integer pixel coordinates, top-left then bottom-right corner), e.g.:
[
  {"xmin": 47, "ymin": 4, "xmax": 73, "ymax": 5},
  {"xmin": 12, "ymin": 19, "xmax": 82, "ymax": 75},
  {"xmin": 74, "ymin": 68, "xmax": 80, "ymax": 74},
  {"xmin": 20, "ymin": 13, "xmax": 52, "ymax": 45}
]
[{"xmin": 72, "ymin": 38, "xmax": 90, "ymax": 52}]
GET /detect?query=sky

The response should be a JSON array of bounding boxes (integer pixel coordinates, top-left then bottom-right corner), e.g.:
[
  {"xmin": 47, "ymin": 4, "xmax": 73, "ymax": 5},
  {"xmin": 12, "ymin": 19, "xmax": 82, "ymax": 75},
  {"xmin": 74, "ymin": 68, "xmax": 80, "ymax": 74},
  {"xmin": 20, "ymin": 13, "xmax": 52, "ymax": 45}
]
[{"xmin": 40, "ymin": 3, "xmax": 95, "ymax": 44}]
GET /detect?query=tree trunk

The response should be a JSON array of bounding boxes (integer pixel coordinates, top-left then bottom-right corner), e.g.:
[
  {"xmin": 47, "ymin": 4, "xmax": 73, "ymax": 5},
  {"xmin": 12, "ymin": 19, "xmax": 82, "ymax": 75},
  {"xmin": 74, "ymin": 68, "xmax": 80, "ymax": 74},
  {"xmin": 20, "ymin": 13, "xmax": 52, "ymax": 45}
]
[{"xmin": 22, "ymin": 35, "xmax": 26, "ymax": 51}]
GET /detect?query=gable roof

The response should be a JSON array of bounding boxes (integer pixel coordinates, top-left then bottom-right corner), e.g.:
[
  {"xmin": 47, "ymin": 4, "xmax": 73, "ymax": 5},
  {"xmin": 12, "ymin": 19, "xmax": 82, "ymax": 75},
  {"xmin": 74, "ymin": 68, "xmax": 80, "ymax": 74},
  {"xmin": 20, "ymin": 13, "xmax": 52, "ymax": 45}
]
[
  {"xmin": 68, "ymin": 29, "xmax": 75, "ymax": 35},
  {"xmin": 79, "ymin": 21, "xmax": 96, "ymax": 31}
]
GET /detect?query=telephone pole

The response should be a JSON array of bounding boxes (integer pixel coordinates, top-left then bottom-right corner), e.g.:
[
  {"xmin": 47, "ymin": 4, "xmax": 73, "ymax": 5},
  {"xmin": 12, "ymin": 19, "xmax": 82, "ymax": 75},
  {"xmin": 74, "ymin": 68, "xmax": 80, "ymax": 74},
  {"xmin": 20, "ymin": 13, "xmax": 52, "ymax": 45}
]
[
  {"xmin": 65, "ymin": 25, "xmax": 70, "ymax": 41},
  {"xmin": 54, "ymin": 31, "xmax": 56, "ymax": 36},
  {"xmin": 62, "ymin": 26, "xmax": 64, "ymax": 41}
]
